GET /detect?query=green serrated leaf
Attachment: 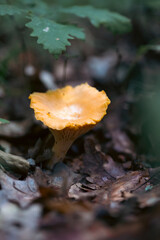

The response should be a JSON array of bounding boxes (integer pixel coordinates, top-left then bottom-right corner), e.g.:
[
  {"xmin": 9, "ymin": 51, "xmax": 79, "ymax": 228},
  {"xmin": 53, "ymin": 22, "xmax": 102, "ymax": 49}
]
[
  {"xmin": 61, "ymin": 5, "xmax": 131, "ymax": 34},
  {"xmin": 18, "ymin": 0, "xmax": 55, "ymax": 17},
  {"xmin": 0, "ymin": 4, "xmax": 24, "ymax": 16},
  {"xmin": 26, "ymin": 16, "xmax": 85, "ymax": 56},
  {"xmin": 0, "ymin": 118, "xmax": 10, "ymax": 124}
]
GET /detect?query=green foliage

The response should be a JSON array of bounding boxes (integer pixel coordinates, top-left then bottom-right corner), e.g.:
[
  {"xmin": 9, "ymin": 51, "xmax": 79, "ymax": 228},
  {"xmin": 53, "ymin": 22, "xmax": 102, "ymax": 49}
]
[
  {"xmin": 61, "ymin": 5, "xmax": 131, "ymax": 34},
  {"xmin": 0, "ymin": 118, "xmax": 10, "ymax": 124},
  {"xmin": 144, "ymin": 0, "xmax": 160, "ymax": 9},
  {"xmin": 142, "ymin": 92, "xmax": 160, "ymax": 159},
  {"xmin": 26, "ymin": 16, "xmax": 85, "ymax": 56},
  {"xmin": 88, "ymin": 0, "xmax": 160, "ymax": 12},
  {"xmin": 0, "ymin": 1, "xmax": 132, "ymax": 57},
  {"xmin": 0, "ymin": 4, "xmax": 24, "ymax": 16}
]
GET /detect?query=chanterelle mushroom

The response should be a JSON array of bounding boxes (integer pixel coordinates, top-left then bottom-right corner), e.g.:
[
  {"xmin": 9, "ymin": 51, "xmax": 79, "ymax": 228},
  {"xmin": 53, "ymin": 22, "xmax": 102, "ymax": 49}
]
[{"xmin": 29, "ymin": 83, "xmax": 110, "ymax": 168}]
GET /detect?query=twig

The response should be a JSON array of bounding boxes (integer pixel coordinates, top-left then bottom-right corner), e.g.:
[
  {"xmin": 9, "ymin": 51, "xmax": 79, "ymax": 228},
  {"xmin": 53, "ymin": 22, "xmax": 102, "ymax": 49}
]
[
  {"xmin": 104, "ymin": 169, "xmax": 116, "ymax": 180},
  {"xmin": 0, "ymin": 150, "xmax": 29, "ymax": 177},
  {"xmin": 63, "ymin": 57, "xmax": 68, "ymax": 85},
  {"xmin": 131, "ymin": 173, "xmax": 158, "ymax": 193}
]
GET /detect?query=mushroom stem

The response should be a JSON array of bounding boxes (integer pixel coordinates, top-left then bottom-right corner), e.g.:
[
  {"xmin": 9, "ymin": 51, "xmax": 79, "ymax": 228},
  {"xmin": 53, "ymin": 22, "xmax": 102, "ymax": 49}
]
[
  {"xmin": 47, "ymin": 125, "xmax": 93, "ymax": 169},
  {"xmin": 52, "ymin": 137, "xmax": 74, "ymax": 162}
]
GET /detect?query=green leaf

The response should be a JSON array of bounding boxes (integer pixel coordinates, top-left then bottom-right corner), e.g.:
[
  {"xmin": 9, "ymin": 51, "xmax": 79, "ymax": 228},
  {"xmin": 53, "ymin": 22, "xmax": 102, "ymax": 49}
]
[
  {"xmin": 0, "ymin": 118, "xmax": 10, "ymax": 124},
  {"xmin": 26, "ymin": 15, "xmax": 85, "ymax": 56},
  {"xmin": 61, "ymin": 5, "xmax": 131, "ymax": 34},
  {"xmin": 17, "ymin": 0, "xmax": 55, "ymax": 17},
  {"xmin": 139, "ymin": 44, "xmax": 160, "ymax": 55},
  {"xmin": 146, "ymin": 0, "xmax": 160, "ymax": 9},
  {"xmin": 0, "ymin": 4, "xmax": 24, "ymax": 16}
]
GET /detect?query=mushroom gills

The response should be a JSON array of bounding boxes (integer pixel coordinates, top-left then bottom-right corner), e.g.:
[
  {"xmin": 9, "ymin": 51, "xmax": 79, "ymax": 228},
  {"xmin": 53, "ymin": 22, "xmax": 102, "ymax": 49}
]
[{"xmin": 46, "ymin": 125, "xmax": 93, "ymax": 168}]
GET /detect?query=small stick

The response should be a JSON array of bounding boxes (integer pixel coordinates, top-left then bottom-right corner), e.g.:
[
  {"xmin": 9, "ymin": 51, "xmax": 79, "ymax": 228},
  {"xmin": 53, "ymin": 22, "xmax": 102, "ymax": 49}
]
[
  {"xmin": 0, "ymin": 150, "xmax": 29, "ymax": 177},
  {"xmin": 63, "ymin": 57, "xmax": 68, "ymax": 85},
  {"xmin": 131, "ymin": 173, "xmax": 158, "ymax": 193}
]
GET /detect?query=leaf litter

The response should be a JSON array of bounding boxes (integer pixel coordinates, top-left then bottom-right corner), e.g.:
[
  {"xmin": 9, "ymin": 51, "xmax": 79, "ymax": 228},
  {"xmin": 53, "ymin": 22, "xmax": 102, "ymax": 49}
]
[
  {"xmin": 1, "ymin": 14, "xmax": 160, "ymax": 240},
  {"xmin": 0, "ymin": 98, "xmax": 160, "ymax": 240}
]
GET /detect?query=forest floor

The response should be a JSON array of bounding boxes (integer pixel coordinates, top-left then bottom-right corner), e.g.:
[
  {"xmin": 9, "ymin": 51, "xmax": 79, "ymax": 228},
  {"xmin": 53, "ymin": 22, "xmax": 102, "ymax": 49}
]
[{"xmin": 0, "ymin": 7, "xmax": 160, "ymax": 240}]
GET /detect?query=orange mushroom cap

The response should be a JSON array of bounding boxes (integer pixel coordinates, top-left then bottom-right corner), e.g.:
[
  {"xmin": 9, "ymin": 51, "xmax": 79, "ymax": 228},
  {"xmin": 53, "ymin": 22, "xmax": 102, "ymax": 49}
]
[
  {"xmin": 29, "ymin": 83, "xmax": 110, "ymax": 130},
  {"xmin": 29, "ymin": 83, "xmax": 110, "ymax": 168}
]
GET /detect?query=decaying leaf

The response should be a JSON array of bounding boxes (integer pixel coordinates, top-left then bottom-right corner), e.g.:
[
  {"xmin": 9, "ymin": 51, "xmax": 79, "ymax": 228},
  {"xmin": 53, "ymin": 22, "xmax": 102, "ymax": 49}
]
[
  {"xmin": 107, "ymin": 170, "xmax": 149, "ymax": 202},
  {"xmin": 0, "ymin": 170, "xmax": 39, "ymax": 207}
]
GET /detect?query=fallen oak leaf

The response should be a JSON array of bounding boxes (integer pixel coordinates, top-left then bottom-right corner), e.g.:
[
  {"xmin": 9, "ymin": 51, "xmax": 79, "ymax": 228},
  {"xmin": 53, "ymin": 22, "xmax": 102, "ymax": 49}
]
[
  {"xmin": 107, "ymin": 170, "xmax": 149, "ymax": 202},
  {"xmin": 81, "ymin": 137, "xmax": 116, "ymax": 189},
  {"xmin": 34, "ymin": 163, "xmax": 79, "ymax": 196},
  {"xmin": 82, "ymin": 137, "xmax": 113, "ymax": 182},
  {"xmin": 109, "ymin": 129, "xmax": 135, "ymax": 155},
  {"xmin": 68, "ymin": 183, "xmax": 101, "ymax": 200},
  {"xmin": 103, "ymin": 155, "xmax": 125, "ymax": 179},
  {"xmin": 83, "ymin": 137, "xmax": 105, "ymax": 175},
  {"xmin": 0, "ymin": 170, "xmax": 39, "ymax": 207}
]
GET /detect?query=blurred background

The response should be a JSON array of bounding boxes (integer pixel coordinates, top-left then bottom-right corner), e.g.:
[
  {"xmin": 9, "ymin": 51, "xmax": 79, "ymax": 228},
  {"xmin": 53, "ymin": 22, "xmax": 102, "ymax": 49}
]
[{"xmin": 0, "ymin": 0, "xmax": 160, "ymax": 167}]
